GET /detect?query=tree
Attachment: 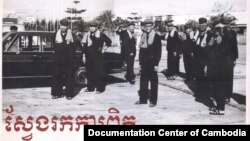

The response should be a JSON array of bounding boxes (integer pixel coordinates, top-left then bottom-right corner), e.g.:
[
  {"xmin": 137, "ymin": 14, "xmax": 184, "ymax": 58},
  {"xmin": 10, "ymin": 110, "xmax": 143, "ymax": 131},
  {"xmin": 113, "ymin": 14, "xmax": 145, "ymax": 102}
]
[
  {"xmin": 211, "ymin": 1, "xmax": 233, "ymax": 14},
  {"xmin": 210, "ymin": 1, "xmax": 236, "ymax": 27},
  {"xmin": 210, "ymin": 13, "xmax": 237, "ymax": 27},
  {"xmin": 95, "ymin": 10, "xmax": 115, "ymax": 31},
  {"xmin": 65, "ymin": 0, "xmax": 86, "ymax": 29},
  {"xmin": 40, "ymin": 19, "xmax": 47, "ymax": 31}
]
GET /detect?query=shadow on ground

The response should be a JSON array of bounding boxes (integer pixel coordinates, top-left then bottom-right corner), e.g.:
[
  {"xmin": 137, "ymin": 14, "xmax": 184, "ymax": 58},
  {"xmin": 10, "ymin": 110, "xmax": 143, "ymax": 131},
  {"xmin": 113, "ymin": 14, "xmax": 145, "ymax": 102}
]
[{"xmin": 232, "ymin": 93, "xmax": 246, "ymax": 105}]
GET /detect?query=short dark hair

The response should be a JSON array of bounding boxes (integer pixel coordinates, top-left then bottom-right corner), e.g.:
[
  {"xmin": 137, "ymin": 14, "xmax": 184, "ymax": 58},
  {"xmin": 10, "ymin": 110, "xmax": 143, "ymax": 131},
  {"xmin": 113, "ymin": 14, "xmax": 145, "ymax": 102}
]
[
  {"xmin": 60, "ymin": 19, "xmax": 69, "ymax": 26},
  {"xmin": 198, "ymin": 17, "xmax": 207, "ymax": 24}
]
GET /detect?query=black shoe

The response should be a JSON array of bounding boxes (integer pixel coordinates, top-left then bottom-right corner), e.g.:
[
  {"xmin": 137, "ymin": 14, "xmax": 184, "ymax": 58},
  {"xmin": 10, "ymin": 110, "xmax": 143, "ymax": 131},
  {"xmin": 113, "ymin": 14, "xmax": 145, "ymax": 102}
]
[
  {"xmin": 129, "ymin": 80, "xmax": 135, "ymax": 84},
  {"xmin": 225, "ymin": 98, "xmax": 230, "ymax": 104},
  {"xmin": 66, "ymin": 97, "xmax": 73, "ymax": 100},
  {"xmin": 84, "ymin": 89, "xmax": 94, "ymax": 93},
  {"xmin": 96, "ymin": 91, "xmax": 104, "ymax": 94},
  {"xmin": 149, "ymin": 103, "xmax": 156, "ymax": 107},
  {"xmin": 209, "ymin": 109, "xmax": 225, "ymax": 115},
  {"xmin": 135, "ymin": 101, "xmax": 147, "ymax": 105},
  {"xmin": 208, "ymin": 107, "xmax": 216, "ymax": 111}
]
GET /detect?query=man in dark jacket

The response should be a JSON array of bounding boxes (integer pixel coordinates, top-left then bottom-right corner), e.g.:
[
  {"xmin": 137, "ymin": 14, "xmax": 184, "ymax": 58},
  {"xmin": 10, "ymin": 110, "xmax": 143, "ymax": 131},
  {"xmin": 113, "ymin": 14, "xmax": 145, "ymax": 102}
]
[
  {"xmin": 220, "ymin": 17, "xmax": 239, "ymax": 103},
  {"xmin": 51, "ymin": 19, "xmax": 74, "ymax": 100},
  {"xmin": 119, "ymin": 22, "xmax": 137, "ymax": 84},
  {"xmin": 182, "ymin": 23, "xmax": 196, "ymax": 80},
  {"xmin": 194, "ymin": 17, "xmax": 214, "ymax": 101},
  {"xmin": 164, "ymin": 20, "xmax": 181, "ymax": 79},
  {"xmin": 116, "ymin": 23, "xmax": 127, "ymax": 68},
  {"xmin": 136, "ymin": 19, "xmax": 162, "ymax": 107},
  {"xmin": 82, "ymin": 21, "xmax": 112, "ymax": 94}
]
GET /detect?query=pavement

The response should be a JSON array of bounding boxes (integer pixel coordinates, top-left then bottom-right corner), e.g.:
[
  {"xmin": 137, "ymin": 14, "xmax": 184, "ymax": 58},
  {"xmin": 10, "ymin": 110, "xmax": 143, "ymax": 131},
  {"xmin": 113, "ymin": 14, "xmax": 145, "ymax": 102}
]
[{"xmin": 2, "ymin": 45, "xmax": 246, "ymax": 124}]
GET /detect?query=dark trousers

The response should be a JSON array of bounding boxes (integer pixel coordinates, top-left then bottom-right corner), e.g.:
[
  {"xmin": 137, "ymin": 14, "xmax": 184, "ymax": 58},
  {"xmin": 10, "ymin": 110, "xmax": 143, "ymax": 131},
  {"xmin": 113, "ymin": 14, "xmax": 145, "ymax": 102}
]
[
  {"xmin": 167, "ymin": 51, "xmax": 179, "ymax": 76},
  {"xmin": 194, "ymin": 48, "xmax": 209, "ymax": 99},
  {"xmin": 183, "ymin": 53, "xmax": 195, "ymax": 79},
  {"xmin": 176, "ymin": 55, "xmax": 180, "ymax": 74},
  {"xmin": 125, "ymin": 55, "xmax": 135, "ymax": 81},
  {"xmin": 225, "ymin": 65, "xmax": 234, "ymax": 99},
  {"xmin": 51, "ymin": 47, "xmax": 74, "ymax": 97},
  {"xmin": 195, "ymin": 48, "xmax": 206, "ymax": 80},
  {"xmin": 211, "ymin": 80, "xmax": 226, "ymax": 110},
  {"xmin": 139, "ymin": 64, "xmax": 158, "ymax": 104},
  {"xmin": 86, "ymin": 53, "xmax": 105, "ymax": 92}
]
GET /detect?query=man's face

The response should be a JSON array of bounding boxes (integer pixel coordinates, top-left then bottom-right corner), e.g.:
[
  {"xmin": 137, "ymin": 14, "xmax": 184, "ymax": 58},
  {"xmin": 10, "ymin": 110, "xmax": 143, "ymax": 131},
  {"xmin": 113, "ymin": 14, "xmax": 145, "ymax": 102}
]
[
  {"xmin": 60, "ymin": 25, "xmax": 67, "ymax": 32},
  {"xmin": 185, "ymin": 28, "xmax": 192, "ymax": 33},
  {"xmin": 215, "ymin": 31, "xmax": 220, "ymax": 36},
  {"xmin": 165, "ymin": 25, "xmax": 169, "ymax": 32},
  {"xmin": 128, "ymin": 25, "xmax": 135, "ymax": 32},
  {"xmin": 168, "ymin": 26, "xmax": 174, "ymax": 31},
  {"xmin": 198, "ymin": 23, "xmax": 207, "ymax": 32},
  {"xmin": 89, "ymin": 26, "xmax": 97, "ymax": 33},
  {"xmin": 145, "ymin": 24, "xmax": 153, "ymax": 33}
]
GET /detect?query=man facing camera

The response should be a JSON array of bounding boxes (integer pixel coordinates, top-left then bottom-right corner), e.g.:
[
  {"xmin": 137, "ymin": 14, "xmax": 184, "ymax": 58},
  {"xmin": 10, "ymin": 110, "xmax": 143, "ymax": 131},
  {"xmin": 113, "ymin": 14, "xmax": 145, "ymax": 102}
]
[
  {"xmin": 136, "ymin": 19, "xmax": 162, "ymax": 107},
  {"xmin": 82, "ymin": 21, "xmax": 112, "ymax": 94},
  {"xmin": 51, "ymin": 19, "xmax": 74, "ymax": 100},
  {"xmin": 121, "ymin": 22, "xmax": 137, "ymax": 84}
]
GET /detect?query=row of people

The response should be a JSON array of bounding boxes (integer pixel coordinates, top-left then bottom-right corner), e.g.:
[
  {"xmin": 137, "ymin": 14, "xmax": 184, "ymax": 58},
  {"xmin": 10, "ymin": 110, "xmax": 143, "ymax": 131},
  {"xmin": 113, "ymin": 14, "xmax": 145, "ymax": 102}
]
[
  {"xmin": 116, "ymin": 17, "xmax": 238, "ymax": 113},
  {"xmin": 51, "ymin": 16, "xmax": 238, "ymax": 115}
]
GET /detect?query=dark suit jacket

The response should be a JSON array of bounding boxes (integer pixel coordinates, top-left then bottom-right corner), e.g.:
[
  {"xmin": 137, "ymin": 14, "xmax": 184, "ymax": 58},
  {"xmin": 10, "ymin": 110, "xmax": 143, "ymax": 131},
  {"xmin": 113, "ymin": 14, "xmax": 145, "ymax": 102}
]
[
  {"xmin": 120, "ymin": 30, "xmax": 136, "ymax": 57},
  {"xmin": 222, "ymin": 27, "xmax": 238, "ymax": 61},
  {"xmin": 82, "ymin": 32, "xmax": 112, "ymax": 55},
  {"xmin": 167, "ymin": 31, "xmax": 181, "ymax": 53},
  {"xmin": 139, "ymin": 33, "xmax": 162, "ymax": 66}
]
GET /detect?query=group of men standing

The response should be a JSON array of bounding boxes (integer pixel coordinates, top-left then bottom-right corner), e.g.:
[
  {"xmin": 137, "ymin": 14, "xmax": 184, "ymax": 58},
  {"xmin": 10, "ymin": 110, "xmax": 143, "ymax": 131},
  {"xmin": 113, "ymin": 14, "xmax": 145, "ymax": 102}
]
[
  {"xmin": 115, "ymin": 16, "xmax": 238, "ymax": 113},
  {"xmin": 116, "ymin": 20, "xmax": 162, "ymax": 107},
  {"xmin": 51, "ymin": 19, "xmax": 111, "ymax": 100},
  {"xmin": 51, "ymin": 15, "xmax": 238, "ymax": 114},
  {"xmin": 176, "ymin": 17, "xmax": 238, "ymax": 115}
]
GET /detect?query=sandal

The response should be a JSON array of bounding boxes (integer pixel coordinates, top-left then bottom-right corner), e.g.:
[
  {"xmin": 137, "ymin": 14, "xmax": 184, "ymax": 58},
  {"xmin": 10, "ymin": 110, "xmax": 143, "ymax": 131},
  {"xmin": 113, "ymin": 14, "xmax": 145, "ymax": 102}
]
[{"xmin": 209, "ymin": 109, "xmax": 225, "ymax": 115}]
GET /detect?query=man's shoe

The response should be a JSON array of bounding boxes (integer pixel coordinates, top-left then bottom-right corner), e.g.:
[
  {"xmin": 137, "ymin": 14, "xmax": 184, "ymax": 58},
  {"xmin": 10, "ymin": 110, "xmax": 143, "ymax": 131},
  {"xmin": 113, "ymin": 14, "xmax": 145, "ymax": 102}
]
[
  {"xmin": 84, "ymin": 89, "xmax": 94, "ymax": 93},
  {"xmin": 135, "ymin": 101, "xmax": 147, "ymax": 105},
  {"xmin": 66, "ymin": 97, "xmax": 73, "ymax": 100},
  {"xmin": 225, "ymin": 98, "xmax": 230, "ymax": 104},
  {"xmin": 209, "ymin": 109, "xmax": 225, "ymax": 115},
  {"xmin": 130, "ymin": 80, "xmax": 135, "ymax": 85},
  {"xmin": 52, "ymin": 95, "xmax": 64, "ymax": 99},
  {"xmin": 149, "ymin": 103, "xmax": 156, "ymax": 107},
  {"xmin": 96, "ymin": 91, "xmax": 104, "ymax": 94}
]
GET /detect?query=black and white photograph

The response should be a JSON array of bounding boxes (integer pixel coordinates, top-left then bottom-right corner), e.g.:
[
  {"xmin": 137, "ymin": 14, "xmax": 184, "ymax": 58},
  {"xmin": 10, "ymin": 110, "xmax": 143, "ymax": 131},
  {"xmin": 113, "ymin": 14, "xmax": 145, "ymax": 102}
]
[{"xmin": 1, "ymin": 0, "xmax": 249, "ymax": 140}]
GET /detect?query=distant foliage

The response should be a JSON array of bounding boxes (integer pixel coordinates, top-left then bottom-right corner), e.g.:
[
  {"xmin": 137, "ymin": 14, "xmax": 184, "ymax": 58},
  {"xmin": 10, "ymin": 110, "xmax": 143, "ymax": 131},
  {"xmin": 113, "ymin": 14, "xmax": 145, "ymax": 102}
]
[
  {"xmin": 209, "ymin": 13, "xmax": 237, "ymax": 27},
  {"xmin": 211, "ymin": 1, "xmax": 233, "ymax": 14},
  {"xmin": 95, "ymin": 10, "xmax": 115, "ymax": 32}
]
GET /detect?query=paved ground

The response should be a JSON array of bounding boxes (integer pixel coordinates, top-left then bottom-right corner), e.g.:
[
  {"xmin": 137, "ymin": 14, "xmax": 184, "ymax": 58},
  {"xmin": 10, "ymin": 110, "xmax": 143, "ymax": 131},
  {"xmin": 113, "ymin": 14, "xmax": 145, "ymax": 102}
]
[{"xmin": 2, "ymin": 45, "xmax": 246, "ymax": 124}]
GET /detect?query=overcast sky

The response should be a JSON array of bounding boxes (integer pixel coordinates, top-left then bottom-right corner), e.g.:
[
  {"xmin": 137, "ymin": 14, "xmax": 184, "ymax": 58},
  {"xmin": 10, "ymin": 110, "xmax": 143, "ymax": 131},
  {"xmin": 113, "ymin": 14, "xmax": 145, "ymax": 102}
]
[
  {"xmin": 3, "ymin": 0, "xmax": 114, "ymax": 20},
  {"xmin": 3, "ymin": 0, "xmax": 246, "ymax": 23},
  {"xmin": 115, "ymin": 0, "xmax": 246, "ymax": 17}
]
